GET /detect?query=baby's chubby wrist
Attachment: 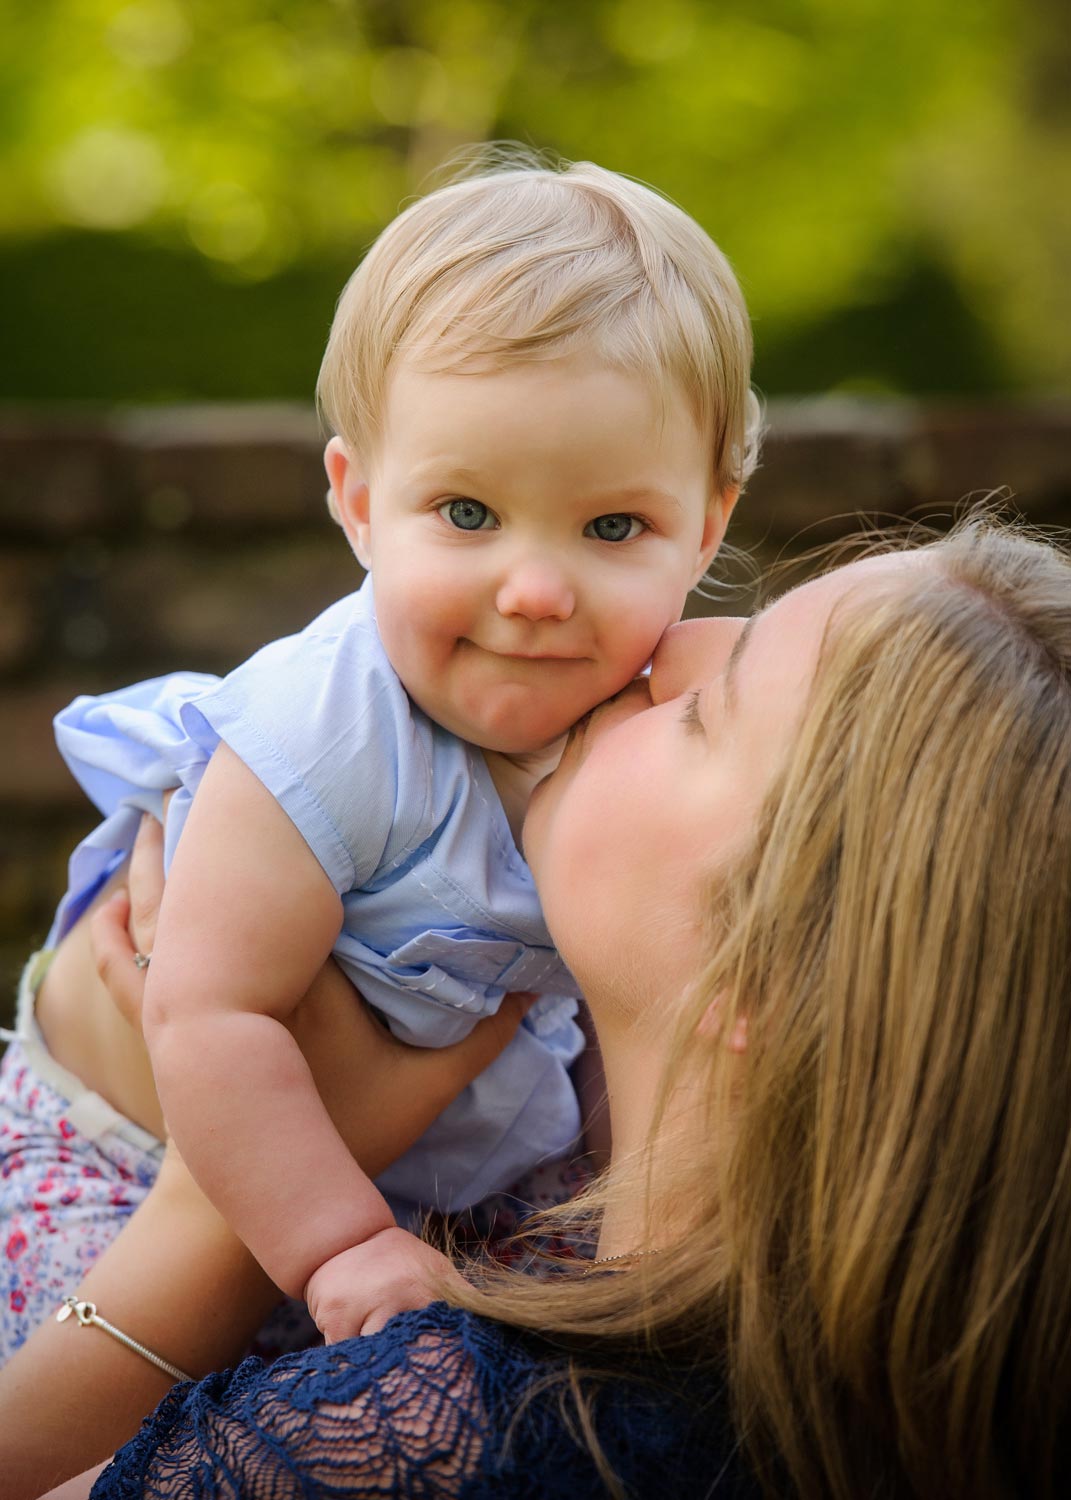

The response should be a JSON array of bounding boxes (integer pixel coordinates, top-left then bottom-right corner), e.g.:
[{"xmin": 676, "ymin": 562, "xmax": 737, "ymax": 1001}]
[
  {"xmin": 302, "ymin": 1228, "xmax": 397, "ymax": 1303},
  {"xmin": 304, "ymin": 1228, "xmax": 461, "ymax": 1342}
]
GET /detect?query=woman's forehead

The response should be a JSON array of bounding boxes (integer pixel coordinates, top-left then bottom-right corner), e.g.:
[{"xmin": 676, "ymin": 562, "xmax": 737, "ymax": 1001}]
[
  {"xmin": 737, "ymin": 553, "xmax": 925, "ymax": 698},
  {"xmin": 658, "ymin": 553, "xmax": 926, "ymax": 697},
  {"xmin": 772, "ymin": 552, "xmax": 924, "ymax": 630}
]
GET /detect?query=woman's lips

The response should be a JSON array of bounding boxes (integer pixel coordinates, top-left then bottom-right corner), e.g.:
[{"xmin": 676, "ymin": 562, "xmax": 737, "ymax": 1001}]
[
  {"xmin": 567, "ymin": 677, "xmax": 652, "ymax": 748},
  {"xmin": 528, "ymin": 678, "xmax": 652, "ymax": 823}
]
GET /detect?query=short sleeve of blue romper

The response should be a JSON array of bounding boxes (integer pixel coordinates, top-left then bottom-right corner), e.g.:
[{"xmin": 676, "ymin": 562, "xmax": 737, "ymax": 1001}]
[{"xmin": 51, "ymin": 580, "xmax": 583, "ymax": 1217}]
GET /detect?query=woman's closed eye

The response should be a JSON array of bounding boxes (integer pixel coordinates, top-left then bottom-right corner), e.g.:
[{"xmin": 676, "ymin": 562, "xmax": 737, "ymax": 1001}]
[
  {"xmin": 584, "ymin": 513, "xmax": 646, "ymax": 543},
  {"xmin": 680, "ymin": 689, "xmax": 704, "ymax": 734},
  {"xmin": 439, "ymin": 498, "xmax": 498, "ymax": 531}
]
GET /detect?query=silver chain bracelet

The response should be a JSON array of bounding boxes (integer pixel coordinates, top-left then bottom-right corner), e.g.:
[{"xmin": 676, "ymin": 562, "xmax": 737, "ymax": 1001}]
[{"xmin": 57, "ymin": 1295, "xmax": 192, "ymax": 1383}]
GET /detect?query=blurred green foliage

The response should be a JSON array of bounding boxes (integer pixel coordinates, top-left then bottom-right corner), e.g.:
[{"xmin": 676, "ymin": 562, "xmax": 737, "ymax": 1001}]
[{"xmin": 1, "ymin": 0, "xmax": 1068, "ymax": 400}]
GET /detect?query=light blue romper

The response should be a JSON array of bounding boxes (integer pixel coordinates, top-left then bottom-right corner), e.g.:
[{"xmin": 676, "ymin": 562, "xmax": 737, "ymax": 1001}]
[{"xmin": 49, "ymin": 578, "xmax": 583, "ymax": 1223}]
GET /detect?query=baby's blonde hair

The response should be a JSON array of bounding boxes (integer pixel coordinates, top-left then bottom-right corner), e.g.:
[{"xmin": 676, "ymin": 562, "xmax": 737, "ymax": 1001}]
[{"xmin": 317, "ymin": 150, "xmax": 759, "ymax": 500}]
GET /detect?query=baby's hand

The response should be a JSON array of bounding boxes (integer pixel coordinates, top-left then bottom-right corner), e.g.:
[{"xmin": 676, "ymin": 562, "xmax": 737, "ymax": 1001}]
[{"xmin": 305, "ymin": 1228, "xmax": 463, "ymax": 1342}]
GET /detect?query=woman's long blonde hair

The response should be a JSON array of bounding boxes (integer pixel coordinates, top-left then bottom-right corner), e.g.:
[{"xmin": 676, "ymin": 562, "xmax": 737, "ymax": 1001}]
[{"xmin": 452, "ymin": 514, "xmax": 1071, "ymax": 1499}]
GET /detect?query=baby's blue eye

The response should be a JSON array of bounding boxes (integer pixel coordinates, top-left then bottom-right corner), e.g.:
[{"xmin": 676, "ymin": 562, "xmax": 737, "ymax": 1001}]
[
  {"xmin": 440, "ymin": 498, "xmax": 495, "ymax": 531},
  {"xmin": 587, "ymin": 514, "xmax": 642, "ymax": 543}
]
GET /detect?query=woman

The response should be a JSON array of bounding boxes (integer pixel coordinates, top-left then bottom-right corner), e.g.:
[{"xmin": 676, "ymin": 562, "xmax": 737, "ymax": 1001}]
[{"xmin": 16, "ymin": 513, "xmax": 1071, "ymax": 1497}]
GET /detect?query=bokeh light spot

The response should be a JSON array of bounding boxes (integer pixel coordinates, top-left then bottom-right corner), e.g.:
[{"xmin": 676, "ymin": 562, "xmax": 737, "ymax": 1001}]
[
  {"xmin": 49, "ymin": 127, "xmax": 167, "ymax": 229},
  {"xmin": 107, "ymin": 0, "xmax": 191, "ymax": 69},
  {"xmin": 370, "ymin": 48, "xmax": 449, "ymax": 126},
  {"xmin": 187, "ymin": 183, "xmax": 269, "ymax": 264}
]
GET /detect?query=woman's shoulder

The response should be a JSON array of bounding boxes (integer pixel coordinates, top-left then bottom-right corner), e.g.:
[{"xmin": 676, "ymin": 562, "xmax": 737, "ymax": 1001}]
[
  {"xmin": 288, "ymin": 1304, "xmax": 754, "ymax": 1499},
  {"xmin": 92, "ymin": 1304, "xmax": 487, "ymax": 1498},
  {"xmin": 92, "ymin": 1303, "xmax": 755, "ymax": 1499},
  {"xmin": 464, "ymin": 1313, "xmax": 758, "ymax": 1500}
]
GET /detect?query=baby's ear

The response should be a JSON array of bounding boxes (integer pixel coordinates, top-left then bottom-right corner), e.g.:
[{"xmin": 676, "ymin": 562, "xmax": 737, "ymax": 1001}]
[
  {"xmin": 692, "ymin": 485, "xmax": 740, "ymax": 587},
  {"xmin": 324, "ymin": 437, "xmax": 372, "ymax": 569}
]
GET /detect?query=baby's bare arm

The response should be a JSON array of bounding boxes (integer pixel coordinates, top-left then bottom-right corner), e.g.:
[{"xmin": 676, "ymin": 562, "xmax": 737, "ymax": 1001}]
[
  {"xmin": 143, "ymin": 743, "xmax": 394, "ymax": 1296},
  {"xmin": 0, "ymin": 830, "xmax": 534, "ymax": 1498}
]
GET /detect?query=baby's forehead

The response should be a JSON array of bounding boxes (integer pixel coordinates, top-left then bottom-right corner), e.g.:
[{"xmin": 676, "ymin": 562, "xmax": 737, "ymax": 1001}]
[
  {"xmin": 381, "ymin": 357, "xmax": 707, "ymax": 460},
  {"xmin": 391, "ymin": 344, "xmax": 687, "ymax": 404}
]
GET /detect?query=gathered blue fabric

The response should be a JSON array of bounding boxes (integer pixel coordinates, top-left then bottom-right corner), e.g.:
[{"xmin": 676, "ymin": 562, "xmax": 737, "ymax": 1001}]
[
  {"xmin": 90, "ymin": 1303, "xmax": 758, "ymax": 1499},
  {"xmin": 49, "ymin": 578, "xmax": 583, "ymax": 1220}
]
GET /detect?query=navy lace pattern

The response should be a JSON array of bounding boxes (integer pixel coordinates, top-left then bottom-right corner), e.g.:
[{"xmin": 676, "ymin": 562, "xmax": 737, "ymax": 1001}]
[{"xmin": 90, "ymin": 1303, "xmax": 756, "ymax": 1499}]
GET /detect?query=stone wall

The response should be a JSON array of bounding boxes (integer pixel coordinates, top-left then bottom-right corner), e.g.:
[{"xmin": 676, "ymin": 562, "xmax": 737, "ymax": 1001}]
[{"xmin": 3, "ymin": 397, "xmax": 1071, "ymax": 1018}]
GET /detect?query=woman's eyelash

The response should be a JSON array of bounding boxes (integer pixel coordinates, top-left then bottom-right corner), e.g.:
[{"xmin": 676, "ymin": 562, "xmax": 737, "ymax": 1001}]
[{"xmin": 680, "ymin": 690, "xmax": 703, "ymax": 731}]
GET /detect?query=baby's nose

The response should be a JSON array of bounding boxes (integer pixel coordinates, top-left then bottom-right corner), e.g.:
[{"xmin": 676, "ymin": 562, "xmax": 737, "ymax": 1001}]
[{"xmin": 495, "ymin": 561, "xmax": 575, "ymax": 622}]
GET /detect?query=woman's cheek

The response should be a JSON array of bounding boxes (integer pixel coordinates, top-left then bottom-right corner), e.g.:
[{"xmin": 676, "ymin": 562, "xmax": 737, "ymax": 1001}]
[
  {"xmin": 526, "ymin": 786, "xmax": 592, "ymax": 921},
  {"xmin": 526, "ymin": 707, "xmax": 650, "ymax": 889}
]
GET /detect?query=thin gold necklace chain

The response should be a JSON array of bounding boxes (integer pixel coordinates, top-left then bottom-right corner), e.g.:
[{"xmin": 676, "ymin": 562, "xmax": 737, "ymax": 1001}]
[{"xmin": 591, "ymin": 1246, "xmax": 663, "ymax": 1265}]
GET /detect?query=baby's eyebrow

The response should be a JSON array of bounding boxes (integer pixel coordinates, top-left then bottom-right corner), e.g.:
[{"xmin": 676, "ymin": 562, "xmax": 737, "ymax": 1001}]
[
  {"xmin": 426, "ymin": 465, "xmax": 484, "ymax": 490},
  {"xmin": 585, "ymin": 485, "xmax": 683, "ymax": 513}
]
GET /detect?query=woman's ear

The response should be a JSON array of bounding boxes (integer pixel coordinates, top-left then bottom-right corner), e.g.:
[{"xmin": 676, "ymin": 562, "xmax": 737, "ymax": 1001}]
[
  {"xmin": 697, "ymin": 996, "xmax": 748, "ymax": 1053},
  {"xmin": 692, "ymin": 485, "xmax": 740, "ymax": 587},
  {"xmin": 324, "ymin": 436, "xmax": 372, "ymax": 569},
  {"xmin": 727, "ymin": 1014, "xmax": 748, "ymax": 1053}
]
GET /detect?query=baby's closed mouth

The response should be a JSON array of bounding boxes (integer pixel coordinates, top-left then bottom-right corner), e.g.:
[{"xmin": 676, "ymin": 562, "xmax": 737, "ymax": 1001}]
[
  {"xmin": 468, "ymin": 640, "xmax": 588, "ymax": 663},
  {"xmin": 498, "ymin": 651, "xmax": 584, "ymax": 661}
]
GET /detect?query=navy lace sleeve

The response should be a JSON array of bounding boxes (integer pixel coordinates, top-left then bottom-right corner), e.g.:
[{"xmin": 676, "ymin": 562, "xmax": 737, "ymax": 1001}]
[
  {"xmin": 90, "ymin": 1303, "xmax": 756, "ymax": 1499},
  {"xmin": 90, "ymin": 1305, "xmax": 487, "ymax": 1499}
]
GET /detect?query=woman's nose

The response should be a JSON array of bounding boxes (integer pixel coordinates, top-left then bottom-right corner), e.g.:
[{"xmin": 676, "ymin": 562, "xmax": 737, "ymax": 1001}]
[
  {"xmin": 648, "ymin": 616, "xmax": 747, "ymax": 704},
  {"xmin": 495, "ymin": 560, "xmax": 575, "ymax": 622}
]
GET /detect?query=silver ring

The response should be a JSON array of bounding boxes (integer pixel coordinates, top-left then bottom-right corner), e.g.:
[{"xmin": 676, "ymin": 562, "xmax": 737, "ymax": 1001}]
[{"xmin": 132, "ymin": 951, "xmax": 152, "ymax": 970}]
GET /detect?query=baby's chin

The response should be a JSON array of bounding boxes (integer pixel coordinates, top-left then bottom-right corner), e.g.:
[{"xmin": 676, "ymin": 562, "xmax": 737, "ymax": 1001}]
[
  {"xmin": 481, "ymin": 695, "xmax": 630, "ymax": 761},
  {"xmin": 468, "ymin": 707, "xmax": 584, "ymax": 759},
  {"xmin": 449, "ymin": 677, "xmax": 648, "ymax": 759},
  {"xmin": 500, "ymin": 678, "xmax": 649, "ymax": 757}
]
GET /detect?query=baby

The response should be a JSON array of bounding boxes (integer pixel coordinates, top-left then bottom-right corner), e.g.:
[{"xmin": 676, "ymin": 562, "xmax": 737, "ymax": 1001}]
[{"xmin": 35, "ymin": 157, "xmax": 758, "ymax": 1341}]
